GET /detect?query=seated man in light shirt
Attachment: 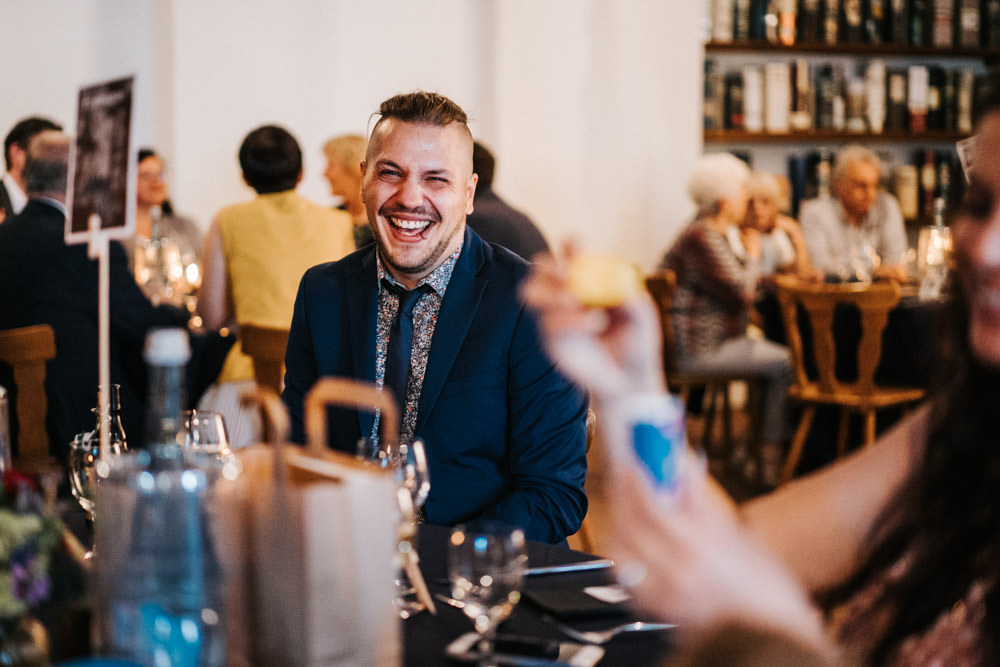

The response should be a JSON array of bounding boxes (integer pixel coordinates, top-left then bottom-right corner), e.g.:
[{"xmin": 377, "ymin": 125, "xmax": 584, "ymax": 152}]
[{"xmin": 799, "ymin": 145, "xmax": 909, "ymax": 282}]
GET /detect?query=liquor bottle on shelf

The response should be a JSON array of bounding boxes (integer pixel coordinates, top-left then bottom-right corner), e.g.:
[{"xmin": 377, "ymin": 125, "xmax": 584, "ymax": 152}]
[
  {"xmin": 865, "ymin": 0, "xmax": 887, "ymax": 43},
  {"xmin": 842, "ymin": 0, "xmax": 865, "ymax": 43},
  {"xmin": 957, "ymin": 0, "xmax": 980, "ymax": 48},
  {"xmin": 798, "ymin": 0, "xmax": 821, "ymax": 42}
]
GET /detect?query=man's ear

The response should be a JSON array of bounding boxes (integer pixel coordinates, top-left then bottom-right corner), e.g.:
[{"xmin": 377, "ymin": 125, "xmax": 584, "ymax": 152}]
[{"xmin": 465, "ymin": 173, "xmax": 478, "ymax": 215}]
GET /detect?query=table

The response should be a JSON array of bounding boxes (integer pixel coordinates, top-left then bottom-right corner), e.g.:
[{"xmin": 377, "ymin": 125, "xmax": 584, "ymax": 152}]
[
  {"xmin": 757, "ymin": 287, "xmax": 947, "ymax": 389},
  {"xmin": 57, "ymin": 509, "xmax": 674, "ymax": 665},
  {"xmin": 405, "ymin": 524, "xmax": 673, "ymax": 666}
]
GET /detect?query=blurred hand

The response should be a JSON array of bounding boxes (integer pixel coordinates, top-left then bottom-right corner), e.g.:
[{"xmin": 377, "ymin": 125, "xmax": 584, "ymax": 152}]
[
  {"xmin": 874, "ymin": 263, "xmax": 909, "ymax": 283},
  {"xmin": 605, "ymin": 460, "xmax": 828, "ymax": 650},
  {"xmin": 521, "ymin": 246, "xmax": 666, "ymax": 402}
]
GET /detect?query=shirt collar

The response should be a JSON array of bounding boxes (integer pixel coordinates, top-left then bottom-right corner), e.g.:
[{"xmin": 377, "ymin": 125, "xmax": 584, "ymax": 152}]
[
  {"xmin": 376, "ymin": 241, "xmax": 463, "ymax": 296},
  {"xmin": 3, "ymin": 173, "xmax": 27, "ymax": 214},
  {"xmin": 31, "ymin": 195, "xmax": 67, "ymax": 216}
]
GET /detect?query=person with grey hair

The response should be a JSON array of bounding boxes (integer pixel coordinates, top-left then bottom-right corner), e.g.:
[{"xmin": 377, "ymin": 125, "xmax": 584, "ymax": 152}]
[
  {"xmin": 0, "ymin": 130, "xmax": 188, "ymax": 459},
  {"xmin": 659, "ymin": 153, "xmax": 793, "ymax": 482},
  {"xmin": 799, "ymin": 144, "xmax": 908, "ymax": 282},
  {"xmin": 742, "ymin": 171, "xmax": 821, "ymax": 282}
]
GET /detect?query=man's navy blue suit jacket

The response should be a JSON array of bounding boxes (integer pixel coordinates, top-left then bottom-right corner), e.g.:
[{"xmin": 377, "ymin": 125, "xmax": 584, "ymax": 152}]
[{"xmin": 282, "ymin": 227, "xmax": 588, "ymax": 544}]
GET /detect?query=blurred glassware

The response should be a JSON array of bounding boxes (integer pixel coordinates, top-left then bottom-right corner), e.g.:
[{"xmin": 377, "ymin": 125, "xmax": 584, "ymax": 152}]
[
  {"xmin": 67, "ymin": 384, "xmax": 129, "ymax": 522},
  {"xmin": 182, "ymin": 409, "xmax": 237, "ymax": 474},
  {"xmin": 448, "ymin": 522, "xmax": 528, "ymax": 666},
  {"xmin": 917, "ymin": 221, "xmax": 952, "ymax": 301},
  {"xmin": 356, "ymin": 436, "xmax": 432, "ymax": 617},
  {"xmin": 95, "ymin": 452, "xmax": 226, "ymax": 665}
]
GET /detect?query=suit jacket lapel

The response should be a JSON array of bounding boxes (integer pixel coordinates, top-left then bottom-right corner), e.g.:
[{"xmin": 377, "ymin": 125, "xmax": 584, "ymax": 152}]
[
  {"xmin": 346, "ymin": 249, "xmax": 380, "ymax": 438},
  {"xmin": 415, "ymin": 228, "xmax": 487, "ymax": 434}
]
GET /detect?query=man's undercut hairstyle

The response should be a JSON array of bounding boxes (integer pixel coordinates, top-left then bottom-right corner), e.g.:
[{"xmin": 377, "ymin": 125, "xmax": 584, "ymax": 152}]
[
  {"xmin": 239, "ymin": 124, "xmax": 302, "ymax": 194},
  {"xmin": 5, "ymin": 116, "xmax": 62, "ymax": 170},
  {"xmin": 376, "ymin": 91, "xmax": 469, "ymax": 128},
  {"xmin": 23, "ymin": 131, "xmax": 69, "ymax": 195}
]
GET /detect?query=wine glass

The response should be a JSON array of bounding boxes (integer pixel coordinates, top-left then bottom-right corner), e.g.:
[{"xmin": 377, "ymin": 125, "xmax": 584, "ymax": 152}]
[
  {"xmin": 448, "ymin": 522, "xmax": 528, "ymax": 666},
  {"xmin": 182, "ymin": 409, "xmax": 236, "ymax": 474},
  {"xmin": 356, "ymin": 436, "xmax": 432, "ymax": 617},
  {"xmin": 68, "ymin": 397, "xmax": 128, "ymax": 521},
  {"xmin": 356, "ymin": 437, "xmax": 431, "ymax": 511}
]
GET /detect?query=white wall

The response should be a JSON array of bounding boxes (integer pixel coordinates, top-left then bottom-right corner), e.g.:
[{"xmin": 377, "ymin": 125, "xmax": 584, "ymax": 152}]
[{"xmin": 0, "ymin": 0, "xmax": 702, "ymax": 270}]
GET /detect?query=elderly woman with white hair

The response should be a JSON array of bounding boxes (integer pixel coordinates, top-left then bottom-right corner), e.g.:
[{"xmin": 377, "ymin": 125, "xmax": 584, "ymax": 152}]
[{"xmin": 660, "ymin": 153, "xmax": 793, "ymax": 476}]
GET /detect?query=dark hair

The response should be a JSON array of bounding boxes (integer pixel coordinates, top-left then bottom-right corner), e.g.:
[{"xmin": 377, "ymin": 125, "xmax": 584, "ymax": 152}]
[
  {"xmin": 5, "ymin": 116, "xmax": 62, "ymax": 170},
  {"xmin": 472, "ymin": 141, "xmax": 495, "ymax": 189},
  {"xmin": 238, "ymin": 125, "xmax": 302, "ymax": 194},
  {"xmin": 23, "ymin": 131, "xmax": 69, "ymax": 195},
  {"xmin": 824, "ymin": 68, "xmax": 1000, "ymax": 663}
]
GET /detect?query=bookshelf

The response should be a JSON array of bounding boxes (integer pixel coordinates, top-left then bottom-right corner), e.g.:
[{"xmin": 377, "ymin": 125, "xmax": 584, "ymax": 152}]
[
  {"xmin": 704, "ymin": 128, "xmax": 967, "ymax": 144},
  {"xmin": 705, "ymin": 40, "xmax": 1000, "ymax": 59},
  {"xmin": 702, "ymin": 37, "xmax": 995, "ymax": 227}
]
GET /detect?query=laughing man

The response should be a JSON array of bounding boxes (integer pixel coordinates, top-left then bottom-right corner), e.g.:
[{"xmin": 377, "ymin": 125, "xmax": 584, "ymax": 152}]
[{"xmin": 281, "ymin": 91, "xmax": 588, "ymax": 544}]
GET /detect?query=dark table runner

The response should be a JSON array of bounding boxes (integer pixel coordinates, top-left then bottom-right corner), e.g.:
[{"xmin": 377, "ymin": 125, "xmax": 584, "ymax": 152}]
[{"xmin": 406, "ymin": 523, "xmax": 673, "ymax": 666}]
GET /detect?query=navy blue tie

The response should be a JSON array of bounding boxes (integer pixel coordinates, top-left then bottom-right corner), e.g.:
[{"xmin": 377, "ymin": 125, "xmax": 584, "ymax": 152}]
[{"xmin": 384, "ymin": 283, "xmax": 427, "ymax": 410}]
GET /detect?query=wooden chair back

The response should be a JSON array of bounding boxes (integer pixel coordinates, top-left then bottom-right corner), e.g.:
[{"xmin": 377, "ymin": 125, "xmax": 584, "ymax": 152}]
[
  {"xmin": 773, "ymin": 275, "xmax": 901, "ymax": 399},
  {"xmin": 643, "ymin": 270, "xmax": 682, "ymax": 377},
  {"xmin": 772, "ymin": 274, "xmax": 926, "ymax": 484},
  {"xmin": 0, "ymin": 325, "xmax": 56, "ymax": 467},
  {"xmin": 644, "ymin": 270, "xmax": 762, "ymax": 470},
  {"xmin": 240, "ymin": 324, "xmax": 289, "ymax": 395}
]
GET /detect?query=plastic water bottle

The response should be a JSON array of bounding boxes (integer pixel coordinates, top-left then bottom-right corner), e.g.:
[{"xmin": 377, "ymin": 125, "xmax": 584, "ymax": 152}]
[{"xmin": 98, "ymin": 327, "xmax": 226, "ymax": 666}]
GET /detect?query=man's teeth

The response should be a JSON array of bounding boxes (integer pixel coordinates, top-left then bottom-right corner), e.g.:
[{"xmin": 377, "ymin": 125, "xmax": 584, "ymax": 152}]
[{"xmin": 389, "ymin": 217, "xmax": 430, "ymax": 231}]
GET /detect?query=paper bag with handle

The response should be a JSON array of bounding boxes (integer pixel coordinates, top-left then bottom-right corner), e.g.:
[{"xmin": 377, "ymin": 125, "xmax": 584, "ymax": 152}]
[{"xmin": 219, "ymin": 380, "xmax": 401, "ymax": 667}]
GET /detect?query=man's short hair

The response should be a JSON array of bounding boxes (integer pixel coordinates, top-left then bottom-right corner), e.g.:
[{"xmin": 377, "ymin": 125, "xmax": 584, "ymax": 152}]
[
  {"xmin": 322, "ymin": 134, "xmax": 367, "ymax": 171},
  {"xmin": 5, "ymin": 116, "xmax": 62, "ymax": 171},
  {"xmin": 368, "ymin": 92, "xmax": 472, "ymax": 162},
  {"xmin": 375, "ymin": 91, "xmax": 469, "ymax": 128},
  {"xmin": 832, "ymin": 144, "xmax": 882, "ymax": 185},
  {"xmin": 23, "ymin": 130, "xmax": 69, "ymax": 195},
  {"xmin": 239, "ymin": 125, "xmax": 302, "ymax": 194},
  {"xmin": 472, "ymin": 141, "xmax": 496, "ymax": 190}
]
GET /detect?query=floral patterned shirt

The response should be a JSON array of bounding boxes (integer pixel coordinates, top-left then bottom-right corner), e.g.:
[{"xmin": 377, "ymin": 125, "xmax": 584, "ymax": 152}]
[{"xmin": 371, "ymin": 244, "xmax": 461, "ymax": 446}]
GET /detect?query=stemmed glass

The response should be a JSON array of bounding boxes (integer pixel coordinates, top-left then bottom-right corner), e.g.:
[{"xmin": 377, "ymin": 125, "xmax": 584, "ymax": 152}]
[
  {"xmin": 448, "ymin": 522, "xmax": 528, "ymax": 667},
  {"xmin": 356, "ymin": 437, "xmax": 430, "ymax": 512},
  {"xmin": 182, "ymin": 409, "xmax": 235, "ymax": 472},
  {"xmin": 357, "ymin": 436, "xmax": 432, "ymax": 617},
  {"xmin": 68, "ymin": 397, "xmax": 128, "ymax": 521}
]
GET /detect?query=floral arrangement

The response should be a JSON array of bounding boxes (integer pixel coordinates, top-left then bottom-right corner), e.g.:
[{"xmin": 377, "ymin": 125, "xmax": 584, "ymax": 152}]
[{"xmin": 0, "ymin": 470, "xmax": 84, "ymax": 622}]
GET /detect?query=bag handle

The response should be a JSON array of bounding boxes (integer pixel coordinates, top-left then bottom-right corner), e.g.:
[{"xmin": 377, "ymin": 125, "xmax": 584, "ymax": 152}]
[
  {"xmin": 239, "ymin": 386, "xmax": 291, "ymax": 479},
  {"xmin": 305, "ymin": 377, "xmax": 399, "ymax": 457}
]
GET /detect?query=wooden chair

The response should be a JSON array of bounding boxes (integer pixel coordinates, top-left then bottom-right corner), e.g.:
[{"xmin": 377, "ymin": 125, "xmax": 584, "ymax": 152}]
[
  {"xmin": 0, "ymin": 324, "xmax": 56, "ymax": 468},
  {"xmin": 773, "ymin": 275, "xmax": 926, "ymax": 485},
  {"xmin": 645, "ymin": 271, "xmax": 761, "ymax": 463},
  {"xmin": 240, "ymin": 324, "xmax": 289, "ymax": 395}
]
